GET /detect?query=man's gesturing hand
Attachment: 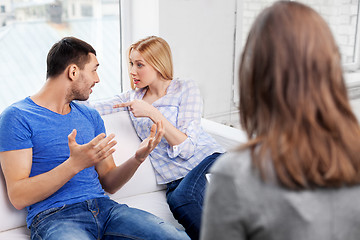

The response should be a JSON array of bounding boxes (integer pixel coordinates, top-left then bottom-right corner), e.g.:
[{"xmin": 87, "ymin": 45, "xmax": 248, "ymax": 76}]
[
  {"xmin": 67, "ymin": 129, "xmax": 117, "ymax": 172},
  {"xmin": 135, "ymin": 121, "xmax": 165, "ymax": 163}
]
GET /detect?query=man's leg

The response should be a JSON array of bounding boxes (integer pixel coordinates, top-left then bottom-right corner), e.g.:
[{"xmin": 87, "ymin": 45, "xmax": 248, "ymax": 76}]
[
  {"xmin": 99, "ymin": 199, "xmax": 190, "ymax": 240},
  {"xmin": 30, "ymin": 202, "xmax": 99, "ymax": 240},
  {"xmin": 166, "ymin": 153, "xmax": 222, "ymax": 240}
]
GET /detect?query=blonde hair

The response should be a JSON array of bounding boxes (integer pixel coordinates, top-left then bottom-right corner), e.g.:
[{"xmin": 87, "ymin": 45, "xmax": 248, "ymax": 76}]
[
  {"xmin": 239, "ymin": 1, "xmax": 360, "ymax": 189},
  {"xmin": 128, "ymin": 36, "xmax": 173, "ymax": 89}
]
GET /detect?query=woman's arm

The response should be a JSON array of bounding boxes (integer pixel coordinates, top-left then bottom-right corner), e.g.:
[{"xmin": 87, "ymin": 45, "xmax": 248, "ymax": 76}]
[
  {"xmin": 117, "ymin": 100, "xmax": 187, "ymax": 147},
  {"xmin": 115, "ymin": 80, "xmax": 203, "ymax": 159},
  {"xmin": 87, "ymin": 93, "xmax": 130, "ymax": 115}
]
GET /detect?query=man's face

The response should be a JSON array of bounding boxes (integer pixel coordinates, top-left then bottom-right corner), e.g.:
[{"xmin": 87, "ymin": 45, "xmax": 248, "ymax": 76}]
[{"xmin": 71, "ymin": 53, "xmax": 100, "ymax": 101}]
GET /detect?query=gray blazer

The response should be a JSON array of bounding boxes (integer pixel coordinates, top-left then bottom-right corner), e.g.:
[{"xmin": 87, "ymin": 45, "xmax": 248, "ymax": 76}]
[{"xmin": 201, "ymin": 150, "xmax": 360, "ymax": 240}]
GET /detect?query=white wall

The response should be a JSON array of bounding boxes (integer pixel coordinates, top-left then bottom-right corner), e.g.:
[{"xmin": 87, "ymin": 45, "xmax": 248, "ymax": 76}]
[
  {"xmin": 120, "ymin": 0, "xmax": 160, "ymax": 91},
  {"xmin": 123, "ymin": 0, "xmax": 360, "ymax": 128},
  {"xmin": 159, "ymin": 0, "xmax": 238, "ymax": 124},
  {"xmin": 124, "ymin": 0, "xmax": 239, "ymax": 126}
]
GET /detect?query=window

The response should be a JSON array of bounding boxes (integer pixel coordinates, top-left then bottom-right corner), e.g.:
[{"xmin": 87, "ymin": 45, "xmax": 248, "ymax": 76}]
[
  {"xmin": 233, "ymin": 0, "xmax": 360, "ymax": 105},
  {"xmin": 0, "ymin": 0, "xmax": 121, "ymax": 112},
  {"xmin": 81, "ymin": 5, "xmax": 93, "ymax": 17}
]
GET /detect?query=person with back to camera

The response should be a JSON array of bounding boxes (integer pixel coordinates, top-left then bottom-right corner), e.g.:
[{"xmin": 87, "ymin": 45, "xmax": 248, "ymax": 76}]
[
  {"xmin": 90, "ymin": 36, "xmax": 225, "ymax": 240},
  {"xmin": 201, "ymin": 1, "xmax": 360, "ymax": 240},
  {"xmin": 0, "ymin": 36, "xmax": 190, "ymax": 240}
]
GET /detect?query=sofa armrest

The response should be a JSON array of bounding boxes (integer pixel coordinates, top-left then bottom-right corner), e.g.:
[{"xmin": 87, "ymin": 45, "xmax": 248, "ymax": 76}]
[
  {"xmin": 201, "ymin": 118, "xmax": 247, "ymax": 150},
  {"xmin": 0, "ymin": 167, "xmax": 27, "ymax": 231}
]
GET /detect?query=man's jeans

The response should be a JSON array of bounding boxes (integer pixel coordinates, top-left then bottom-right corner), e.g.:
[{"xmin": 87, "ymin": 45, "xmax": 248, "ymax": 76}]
[
  {"xmin": 166, "ymin": 152, "xmax": 222, "ymax": 240},
  {"xmin": 30, "ymin": 197, "xmax": 189, "ymax": 240}
]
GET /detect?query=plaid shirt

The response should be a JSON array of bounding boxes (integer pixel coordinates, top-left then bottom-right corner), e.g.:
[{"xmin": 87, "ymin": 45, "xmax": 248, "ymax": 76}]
[{"xmin": 91, "ymin": 78, "xmax": 225, "ymax": 184}]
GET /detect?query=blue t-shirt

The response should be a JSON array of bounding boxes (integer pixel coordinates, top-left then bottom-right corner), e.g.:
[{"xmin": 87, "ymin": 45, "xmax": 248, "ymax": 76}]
[{"xmin": 0, "ymin": 97, "xmax": 109, "ymax": 228}]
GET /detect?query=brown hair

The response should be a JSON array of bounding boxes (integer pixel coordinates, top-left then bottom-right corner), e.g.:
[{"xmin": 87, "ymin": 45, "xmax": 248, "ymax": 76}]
[
  {"xmin": 239, "ymin": 1, "xmax": 360, "ymax": 189},
  {"xmin": 46, "ymin": 37, "xmax": 96, "ymax": 79},
  {"xmin": 128, "ymin": 36, "xmax": 173, "ymax": 89}
]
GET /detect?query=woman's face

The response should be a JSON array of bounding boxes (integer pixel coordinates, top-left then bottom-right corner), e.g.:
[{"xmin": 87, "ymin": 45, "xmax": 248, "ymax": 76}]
[{"xmin": 129, "ymin": 49, "xmax": 160, "ymax": 88}]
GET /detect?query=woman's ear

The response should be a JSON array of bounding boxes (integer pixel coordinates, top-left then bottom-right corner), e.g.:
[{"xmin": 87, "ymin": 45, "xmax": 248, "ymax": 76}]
[{"xmin": 67, "ymin": 64, "xmax": 79, "ymax": 81}]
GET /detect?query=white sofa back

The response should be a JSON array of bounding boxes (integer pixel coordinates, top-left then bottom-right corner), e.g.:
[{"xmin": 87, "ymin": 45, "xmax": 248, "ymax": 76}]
[{"xmin": 102, "ymin": 111, "xmax": 166, "ymax": 201}]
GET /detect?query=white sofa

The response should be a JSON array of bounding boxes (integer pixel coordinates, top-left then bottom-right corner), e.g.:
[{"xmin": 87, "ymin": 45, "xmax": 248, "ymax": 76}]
[{"xmin": 0, "ymin": 110, "xmax": 247, "ymax": 239}]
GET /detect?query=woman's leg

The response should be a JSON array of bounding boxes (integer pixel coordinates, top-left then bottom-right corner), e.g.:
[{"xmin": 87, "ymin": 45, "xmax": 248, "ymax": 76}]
[{"xmin": 166, "ymin": 152, "xmax": 222, "ymax": 240}]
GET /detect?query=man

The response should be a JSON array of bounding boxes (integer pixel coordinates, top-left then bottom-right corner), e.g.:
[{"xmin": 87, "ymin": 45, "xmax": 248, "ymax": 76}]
[{"xmin": 0, "ymin": 37, "xmax": 189, "ymax": 240}]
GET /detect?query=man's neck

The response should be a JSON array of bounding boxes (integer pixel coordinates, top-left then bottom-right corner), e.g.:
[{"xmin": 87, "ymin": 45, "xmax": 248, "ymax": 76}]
[{"xmin": 31, "ymin": 78, "xmax": 72, "ymax": 115}]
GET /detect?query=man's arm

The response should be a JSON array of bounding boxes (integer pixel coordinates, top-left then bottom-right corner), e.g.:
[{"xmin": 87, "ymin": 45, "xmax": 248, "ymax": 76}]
[
  {"xmin": 0, "ymin": 148, "xmax": 79, "ymax": 210},
  {"xmin": 96, "ymin": 121, "xmax": 164, "ymax": 194},
  {"xmin": 0, "ymin": 130, "xmax": 116, "ymax": 210}
]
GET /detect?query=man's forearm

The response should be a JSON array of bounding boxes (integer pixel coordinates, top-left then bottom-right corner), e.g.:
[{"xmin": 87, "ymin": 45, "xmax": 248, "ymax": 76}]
[
  {"xmin": 99, "ymin": 156, "xmax": 141, "ymax": 194},
  {"xmin": 7, "ymin": 160, "xmax": 78, "ymax": 210}
]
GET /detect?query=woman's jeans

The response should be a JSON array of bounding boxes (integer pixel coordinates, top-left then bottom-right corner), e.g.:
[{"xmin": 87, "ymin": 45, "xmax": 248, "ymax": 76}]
[
  {"xmin": 166, "ymin": 152, "xmax": 222, "ymax": 240},
  {"xmin": 30, "ymin": 197, "xmax": 189, "ymax": 240}
]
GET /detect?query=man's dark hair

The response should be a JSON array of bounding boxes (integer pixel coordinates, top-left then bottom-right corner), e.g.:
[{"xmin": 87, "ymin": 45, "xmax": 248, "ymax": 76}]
[{"xmin": 46, "ymin": 37, "xmax": 96, "ymax": 79}]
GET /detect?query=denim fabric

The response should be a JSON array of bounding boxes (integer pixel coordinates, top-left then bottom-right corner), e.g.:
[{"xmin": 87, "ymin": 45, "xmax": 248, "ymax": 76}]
[
  {"xmin": 166, "ymin": 152, "xmax": 222, "ymax": 240},
  {"xmin": 30, "ymin": 198, "xmax": 190, "ymax": 240}
]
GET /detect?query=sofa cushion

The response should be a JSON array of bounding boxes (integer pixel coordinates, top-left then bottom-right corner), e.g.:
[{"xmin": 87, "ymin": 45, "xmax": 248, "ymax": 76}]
[
  {"xmin": 119, "ymin": 190, "xmax": 184, "ymax": 230},
  {"xmin": 101, "ymin": 111, "xmax": 166, "ymax": 200},
  {"xmin": 0, "ymin": 226, "xmax": 30, "ymax": 239},
  {"xmin": 201, "ymin": 118, "xmax": 247, "ymax": 150},
  {"xmin": 0, "ymin": 167, "xmax": 27, "ymax": 232}
]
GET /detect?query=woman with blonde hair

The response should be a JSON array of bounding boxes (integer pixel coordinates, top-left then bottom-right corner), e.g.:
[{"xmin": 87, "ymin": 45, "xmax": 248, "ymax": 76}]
[
  {"xmin": 91, "ymin": 36, "xmax": 225, "ymax": 240},
  {"xmin": 201, "ymin": 1, "xmax": 360, "ymax": 240}
]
